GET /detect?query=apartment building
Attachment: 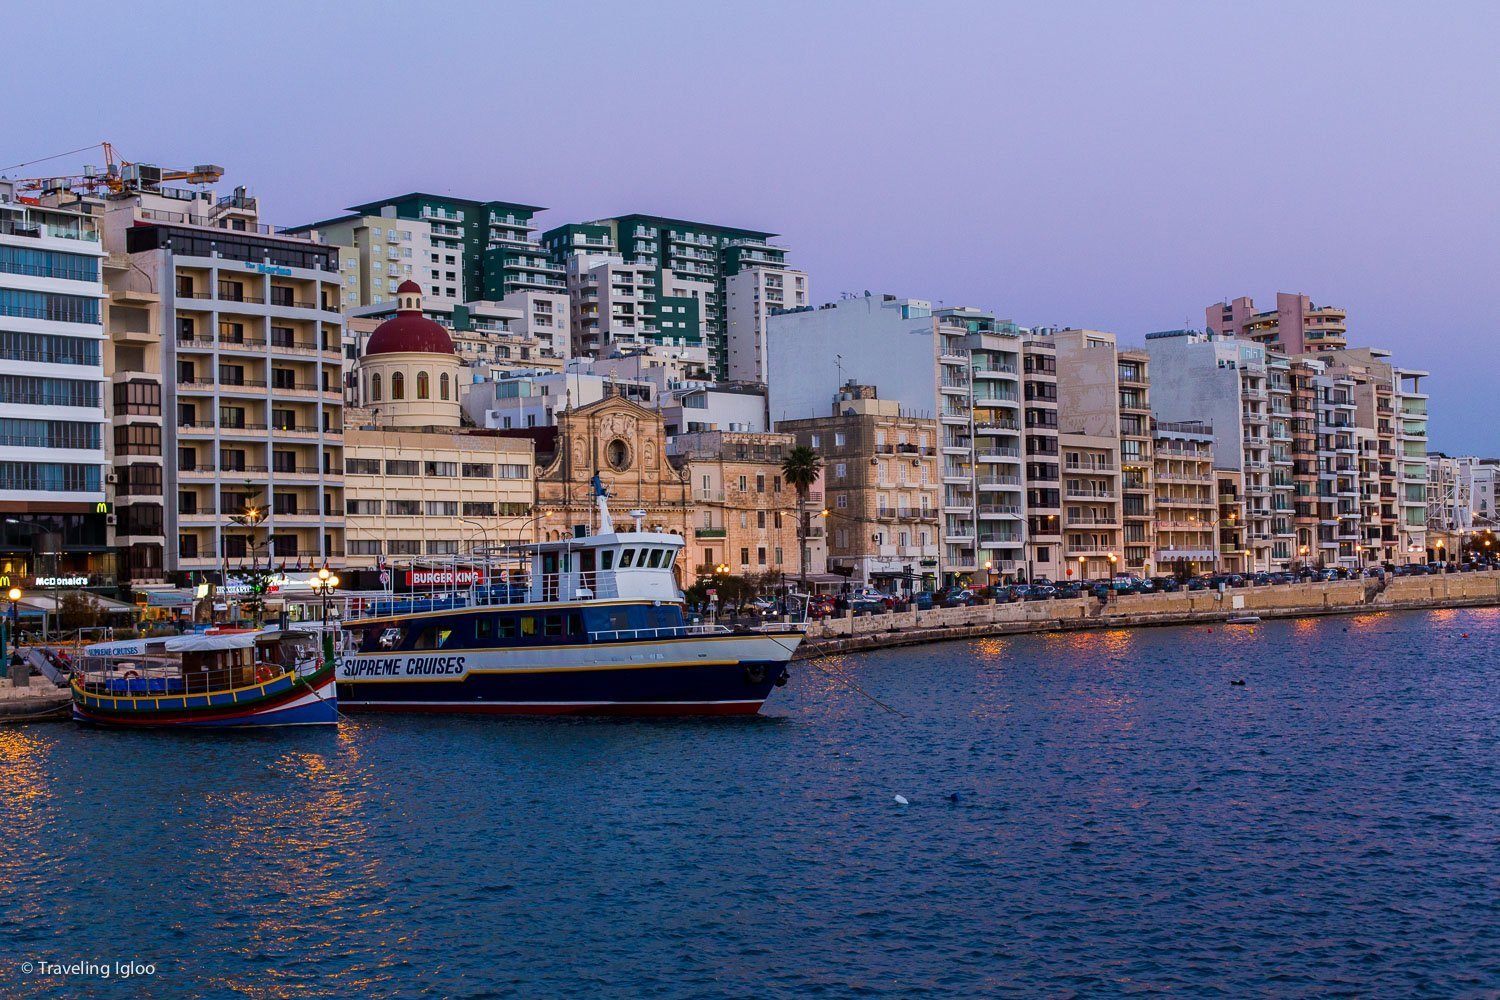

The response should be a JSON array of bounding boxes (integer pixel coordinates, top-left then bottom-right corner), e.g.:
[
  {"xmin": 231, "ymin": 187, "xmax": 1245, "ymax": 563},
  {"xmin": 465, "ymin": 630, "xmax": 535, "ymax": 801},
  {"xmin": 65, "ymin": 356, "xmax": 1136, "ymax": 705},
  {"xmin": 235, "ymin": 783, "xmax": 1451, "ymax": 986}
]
[
  {"xmin": 317, "ymin": 194, "xmax": 563, "ymax": 306},
  {"xmin": 1145, "ymin": 331, "xmax": 1293, "ymax": 572},
  {"xmin": 1060, "ymin": 433, "xmax": 1122, "ymax": 581},
  {"xmin": 777, "ymin": 387, "xmax": 940, "ymax": 591},
  {"xmin": 1046, "ymin": 329, "xmax": 1147, "ymax": 575},
  {"xmin": 1207, "ymin": 292, "xmax": 1349, "ymax": 355},
  {"xmin": 935, "ymin": 309, "xmax": 1025, "ymax": 584},
  {"xmin": 588, "ymin": 215, "xmax": 792, "ymax": 379},
  {"xmin": 1153, "ymin": 421, "xmax": 1218, "ymax": 574},
  {"xmin": 668, "ymin": 431, "xmax": 799, "ymax": 578},
  {"xmin": 1021, "ymin": 335, "xmax": 1062, "ymax": 583},
  {"xmin": 724, "ymin": 265, "xmax": 809, "ymax": 383},
  {"xmin": 561, "ymin": 251, "xmax": 662, "ymax": 357},
  {"xmin": 766, "ymin": 294, "xmax": 938, "ymax": 425},
  {"xmin": 283, "ymin": 212, "xmax": 431, "ymax": 309},
  {"xmin": 1322, "ymin": 346, "xmax": 1429, "ymax": 564},
  {"xmin": 0, "ymin": 183, "xmax": 111, "ymax": 593},
  {"xmin": 1216, "ymin": 468, "xmax": 1249, "ymax": 572}
]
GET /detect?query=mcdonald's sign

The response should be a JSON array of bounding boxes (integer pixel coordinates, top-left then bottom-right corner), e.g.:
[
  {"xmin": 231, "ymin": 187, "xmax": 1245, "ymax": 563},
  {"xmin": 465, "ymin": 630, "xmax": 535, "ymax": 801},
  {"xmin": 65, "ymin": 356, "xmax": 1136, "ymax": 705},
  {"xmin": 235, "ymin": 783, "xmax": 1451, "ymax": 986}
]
[
  {"xmin": 95, "ymin": 501, "xmax": 112, "ymax": 514},
  {"xmin": 0, "ymin": 575, "xmax": 9, "ymax": 588}
]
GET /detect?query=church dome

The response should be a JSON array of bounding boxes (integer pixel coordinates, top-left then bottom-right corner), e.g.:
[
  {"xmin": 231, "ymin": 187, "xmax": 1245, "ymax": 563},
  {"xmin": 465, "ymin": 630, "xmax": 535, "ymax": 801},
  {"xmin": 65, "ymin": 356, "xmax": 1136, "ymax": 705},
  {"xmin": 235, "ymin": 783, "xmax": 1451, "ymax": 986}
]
[{"xmin": 364, "ymin": 282, "xmax": 455, "ymax": 356}]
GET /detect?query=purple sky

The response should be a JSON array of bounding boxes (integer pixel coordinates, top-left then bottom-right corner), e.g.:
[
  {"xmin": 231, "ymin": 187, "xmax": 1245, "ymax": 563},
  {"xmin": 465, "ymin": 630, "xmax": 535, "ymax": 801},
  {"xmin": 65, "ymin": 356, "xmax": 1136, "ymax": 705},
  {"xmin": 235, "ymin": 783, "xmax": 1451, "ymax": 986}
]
[{"xmin": 9, "ymin": 1, "xmax": 1497, "ymax": 452}]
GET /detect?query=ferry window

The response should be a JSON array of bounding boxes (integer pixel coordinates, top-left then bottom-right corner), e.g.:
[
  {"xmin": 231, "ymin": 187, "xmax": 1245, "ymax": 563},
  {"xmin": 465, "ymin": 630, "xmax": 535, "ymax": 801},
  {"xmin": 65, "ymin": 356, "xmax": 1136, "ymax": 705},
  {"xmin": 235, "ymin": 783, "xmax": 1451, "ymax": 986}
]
[
  {"xmin": 498, "ymin": 616, "xmax": 518, "ymax": 639},
  {"xmin": 476, "ymin": 617, "xmax": 493, "ymax": 640},
  {"xmin": 608, "ymin": 609, "xmax": 631, "ymax": 630},
  {"xmin": 375, "ymin": 627, "xmax": 404, "ymax": 651},
  {"xmin": 647, "ymin": 549, "xmax": 664, "ymax": 568},
  {"xmin": 520, "ymin": 616, "xmax": 538, "ymax": 637},
  {"xmin": 601, "ymin": 550, "xmax": 615, "ymax": 570},
  {"xmin": 619, "ymin": 549, "xmax": 636, "ymax": 568},
  {"xmin": 413, "ymin": 626, "xmax": 454, "ymax": 650},
  {"xmin": 568, "ymin": 612, "xmax": 584, "ymax": 636},
  {"xmin": 543, "ymin": 614, "xmax": 564, "ymax": 637}
]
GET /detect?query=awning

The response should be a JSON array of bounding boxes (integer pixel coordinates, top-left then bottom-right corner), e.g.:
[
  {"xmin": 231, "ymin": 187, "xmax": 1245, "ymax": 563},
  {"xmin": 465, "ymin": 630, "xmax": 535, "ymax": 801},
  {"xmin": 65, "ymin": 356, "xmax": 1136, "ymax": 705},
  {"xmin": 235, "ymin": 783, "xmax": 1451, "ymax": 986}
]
[{"xmin": 17, "ymin": 593, "xmax": 138, "ymax": 615}]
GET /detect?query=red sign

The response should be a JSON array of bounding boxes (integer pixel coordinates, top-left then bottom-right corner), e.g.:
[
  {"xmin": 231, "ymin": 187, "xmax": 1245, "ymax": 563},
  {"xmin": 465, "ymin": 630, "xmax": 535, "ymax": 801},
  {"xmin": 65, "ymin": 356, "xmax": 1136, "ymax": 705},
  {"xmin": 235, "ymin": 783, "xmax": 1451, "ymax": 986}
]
[
  {"xmin": 1065, "ymin": 568, "xmax": 1073, "ymax": 577},
  {"xmin": 406, "ymin": 568, "xmax": 486, "ymax": 587}
]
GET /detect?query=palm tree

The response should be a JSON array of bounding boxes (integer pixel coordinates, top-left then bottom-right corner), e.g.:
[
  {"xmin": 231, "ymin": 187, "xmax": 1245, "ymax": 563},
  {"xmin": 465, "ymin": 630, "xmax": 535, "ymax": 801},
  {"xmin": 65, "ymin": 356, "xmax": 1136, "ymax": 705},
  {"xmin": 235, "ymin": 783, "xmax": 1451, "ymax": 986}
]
[{"xmin": 780, "ymin": 445, "xmax": 824, "ymax": 593}]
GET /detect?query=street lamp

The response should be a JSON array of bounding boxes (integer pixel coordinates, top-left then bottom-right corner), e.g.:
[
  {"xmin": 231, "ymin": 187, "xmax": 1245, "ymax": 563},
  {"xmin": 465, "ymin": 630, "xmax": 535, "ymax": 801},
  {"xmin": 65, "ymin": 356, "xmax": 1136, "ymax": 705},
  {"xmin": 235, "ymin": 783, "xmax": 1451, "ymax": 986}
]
[
  {"xmin": 4, "ymin": 586, "xmax": 20, "ymax": 661},
  {"xmin": 984, "ymin": 559, "xmax": 995, "ymax": 593},
  {"xmin": 309, "ymin": 569, "xmax": 340, "ymax": 628}
]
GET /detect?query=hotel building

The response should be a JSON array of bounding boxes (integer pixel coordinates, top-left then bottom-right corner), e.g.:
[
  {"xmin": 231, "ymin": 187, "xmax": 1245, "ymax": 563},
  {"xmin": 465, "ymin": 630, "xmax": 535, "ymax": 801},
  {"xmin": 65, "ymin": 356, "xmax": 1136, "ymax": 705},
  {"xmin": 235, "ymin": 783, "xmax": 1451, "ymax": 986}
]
[
  {"xmin": 0, "ymin": 182, "xmax": 111, "ymax": 593},
  {"xmin": 95, "ymin": 186, "xmax": 346, "ymax": 587},
  {"xmin": 1152, "ymin": 421, "xmax": 1219, "ymax": 574}
]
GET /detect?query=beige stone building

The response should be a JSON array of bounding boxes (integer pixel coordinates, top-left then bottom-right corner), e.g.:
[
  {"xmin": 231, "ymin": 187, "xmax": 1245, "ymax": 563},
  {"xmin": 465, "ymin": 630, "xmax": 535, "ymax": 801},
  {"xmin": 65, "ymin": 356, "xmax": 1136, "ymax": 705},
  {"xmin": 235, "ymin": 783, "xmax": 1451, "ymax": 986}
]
[
  {"xmin": 669, "ymin": 431, "xmax": 801, "ymax": 579},
  {"xmin": 343, "ymin": 428, "xmax": 534, "ymax": 579},
  {"xmin": 778, "ymin": 387, "xmax": 940, "ymax": 591},
  {"xmin": 1152, "ymin": 421, "xmax": 1218, "ymax": 574}
]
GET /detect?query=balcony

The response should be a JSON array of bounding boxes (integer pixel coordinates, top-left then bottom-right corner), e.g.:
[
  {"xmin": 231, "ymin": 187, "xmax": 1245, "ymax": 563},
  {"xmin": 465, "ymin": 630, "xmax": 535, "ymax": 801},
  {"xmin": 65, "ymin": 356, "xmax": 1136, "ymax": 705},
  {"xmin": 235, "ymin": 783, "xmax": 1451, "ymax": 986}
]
[{"xmin": 694, "ymin": 528, "xmax": 727, "ymax": 538}]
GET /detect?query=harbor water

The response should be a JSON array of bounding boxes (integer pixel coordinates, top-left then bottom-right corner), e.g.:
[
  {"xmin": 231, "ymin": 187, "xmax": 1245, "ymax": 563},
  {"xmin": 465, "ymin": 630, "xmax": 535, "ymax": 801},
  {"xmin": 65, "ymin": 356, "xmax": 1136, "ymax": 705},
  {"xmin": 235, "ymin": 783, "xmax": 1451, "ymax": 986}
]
[{"xmin": 3, "ymin": 608, "xmax": 1497, "ymax": 997}]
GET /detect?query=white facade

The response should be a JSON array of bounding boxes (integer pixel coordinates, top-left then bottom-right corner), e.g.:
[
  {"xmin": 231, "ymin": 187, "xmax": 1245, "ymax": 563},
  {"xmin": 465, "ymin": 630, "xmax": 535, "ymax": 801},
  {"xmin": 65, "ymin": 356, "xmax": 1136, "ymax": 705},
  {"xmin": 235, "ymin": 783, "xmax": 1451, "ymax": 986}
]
[
  {"xmin": 0, "ymin": 184, "xmax": 108, "ymax": 511},
  {"xmin": 766, "ymin": 295, "xmax": 938, "ymax": 424},
  {"xmin": 286, "ymin": 212, "xmax": 436, "ymax": 310},
  {"xmin": 566, "ymin": 252, "xmax": 659, "ymax": 357},
  {"xmin": 725, "ymin": 266, "xmax": 809, "ymax": 383},
  {"xmin": 661, "ymin": 386, "xmax": 767, "ymax": 437}
]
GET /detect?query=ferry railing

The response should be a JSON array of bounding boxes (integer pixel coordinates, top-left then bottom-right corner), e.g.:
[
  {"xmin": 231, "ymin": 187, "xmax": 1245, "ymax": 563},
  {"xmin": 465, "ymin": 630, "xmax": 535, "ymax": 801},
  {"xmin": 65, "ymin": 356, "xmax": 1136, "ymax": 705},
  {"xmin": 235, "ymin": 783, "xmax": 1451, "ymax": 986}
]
[{"xmin": 587, "ymin": 624, "xmax": 733, "ymax": 642}]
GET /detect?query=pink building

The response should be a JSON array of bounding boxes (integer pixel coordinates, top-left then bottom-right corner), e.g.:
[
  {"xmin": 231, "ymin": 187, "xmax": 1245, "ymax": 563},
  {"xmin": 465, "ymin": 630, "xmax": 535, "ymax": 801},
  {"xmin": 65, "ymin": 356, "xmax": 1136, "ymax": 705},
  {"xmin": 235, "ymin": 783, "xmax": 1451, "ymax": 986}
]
[{"xmin": 1206, "ymin": 292, "xmax": 1348, "ymax": 355}]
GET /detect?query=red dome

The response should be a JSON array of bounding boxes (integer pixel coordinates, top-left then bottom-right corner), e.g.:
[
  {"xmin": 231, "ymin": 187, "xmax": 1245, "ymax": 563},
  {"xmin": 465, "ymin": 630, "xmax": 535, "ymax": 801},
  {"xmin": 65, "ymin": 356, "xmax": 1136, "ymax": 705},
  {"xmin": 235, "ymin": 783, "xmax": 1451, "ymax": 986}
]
[
  {"xmin": 365, "ymin": 314, "xmax": 456, "ymax": 356},
  {"xmin": 365, "ymin": 281, "xmax": 455, "ymax": 356}
]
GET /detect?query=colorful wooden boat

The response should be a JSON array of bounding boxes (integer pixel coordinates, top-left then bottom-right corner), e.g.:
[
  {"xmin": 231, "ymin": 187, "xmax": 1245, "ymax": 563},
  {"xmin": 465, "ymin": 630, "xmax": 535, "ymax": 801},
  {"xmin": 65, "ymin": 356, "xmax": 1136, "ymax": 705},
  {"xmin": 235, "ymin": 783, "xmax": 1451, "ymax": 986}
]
[{"xmin": 70, "ymin": 629, "xmax": 338, "ymax": 728}]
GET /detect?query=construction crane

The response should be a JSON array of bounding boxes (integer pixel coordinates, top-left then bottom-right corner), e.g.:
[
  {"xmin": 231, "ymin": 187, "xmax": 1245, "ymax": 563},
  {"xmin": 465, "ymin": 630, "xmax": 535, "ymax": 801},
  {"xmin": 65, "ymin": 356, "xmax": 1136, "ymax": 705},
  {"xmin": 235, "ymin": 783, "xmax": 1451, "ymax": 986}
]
[{"xmin": 4, "ymin": 141, "xmax": 223, "ymax": 197}]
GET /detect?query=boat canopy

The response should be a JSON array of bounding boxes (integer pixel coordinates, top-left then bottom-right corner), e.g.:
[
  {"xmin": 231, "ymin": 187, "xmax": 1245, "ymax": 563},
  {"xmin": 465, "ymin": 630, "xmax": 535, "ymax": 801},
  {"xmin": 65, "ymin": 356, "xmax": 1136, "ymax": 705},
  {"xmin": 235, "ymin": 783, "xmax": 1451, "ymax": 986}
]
[{"xmin": 164, "ymin": 632, "xmax": 261, "ymax": 653}]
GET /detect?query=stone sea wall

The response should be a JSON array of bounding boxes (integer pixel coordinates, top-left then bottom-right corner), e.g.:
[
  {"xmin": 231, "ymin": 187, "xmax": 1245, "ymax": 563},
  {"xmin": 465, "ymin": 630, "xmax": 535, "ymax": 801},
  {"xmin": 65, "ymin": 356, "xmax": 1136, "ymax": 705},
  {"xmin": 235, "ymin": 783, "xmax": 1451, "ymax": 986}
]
[{"xmin": 795, "ymin": 571, "xmax": 1500, "ymax": 659}]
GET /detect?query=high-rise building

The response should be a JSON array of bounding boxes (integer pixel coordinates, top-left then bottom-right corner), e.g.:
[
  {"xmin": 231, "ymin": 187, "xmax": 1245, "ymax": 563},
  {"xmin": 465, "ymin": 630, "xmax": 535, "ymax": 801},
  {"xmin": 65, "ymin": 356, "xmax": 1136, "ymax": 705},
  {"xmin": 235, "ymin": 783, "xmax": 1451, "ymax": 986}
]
[
  {"xmin": 1207, "ymin": 292, "xmax": 1348, "ymax": 354},
  {"xmin": 95, "ymin": 184, "xmax": 346, "ymax": 588},
  {"xmin": 935, "ymin": 309, "xmax": 1024, "ymax": 585},
  {"xmin": 1145, "ymin": 331, "xmax": 1295, "ymax": 571},
  {"xmin": 283, "ymin": 212, "xmax": 432, "ymax": 309},
  {"xmin": 315, "ymin": 194, "xmax": 563, "ymax": 306},
  {"xmin": 724, "ymin": 265, "xmax": 809, "ymax": 383},
  {"xmin": 583, "ymin": 215, "xmax": 792, "ymax": 378},
  {"xmin": 0, "ymin": 181, "xmax": 111, "ymax": 597}
]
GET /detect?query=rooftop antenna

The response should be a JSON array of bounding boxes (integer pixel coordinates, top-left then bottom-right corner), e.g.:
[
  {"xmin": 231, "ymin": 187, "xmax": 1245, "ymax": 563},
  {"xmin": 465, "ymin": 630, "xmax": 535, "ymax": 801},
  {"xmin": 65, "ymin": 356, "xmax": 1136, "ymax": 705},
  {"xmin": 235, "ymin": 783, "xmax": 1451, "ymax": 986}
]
[{"xmin": 835, "ymin": 354, "xmax": 844, "ymax": 387}]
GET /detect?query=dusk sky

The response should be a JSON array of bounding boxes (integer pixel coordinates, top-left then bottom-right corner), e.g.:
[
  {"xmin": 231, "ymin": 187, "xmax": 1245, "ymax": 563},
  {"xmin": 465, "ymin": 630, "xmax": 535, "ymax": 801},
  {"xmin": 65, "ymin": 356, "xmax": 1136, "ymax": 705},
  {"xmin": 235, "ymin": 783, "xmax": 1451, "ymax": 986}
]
[{"xmin": 8, "ymin": 1, "xmax": 1496, "ymax": 451}]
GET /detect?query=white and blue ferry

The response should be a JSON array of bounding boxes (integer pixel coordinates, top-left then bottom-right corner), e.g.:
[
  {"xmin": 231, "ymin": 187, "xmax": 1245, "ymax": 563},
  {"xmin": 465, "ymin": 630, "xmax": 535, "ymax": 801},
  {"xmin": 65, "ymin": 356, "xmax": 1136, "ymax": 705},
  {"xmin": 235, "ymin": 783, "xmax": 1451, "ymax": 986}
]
[{"xmin": 335, "ymin": 489, "xmax": 803, "ymax": 716}]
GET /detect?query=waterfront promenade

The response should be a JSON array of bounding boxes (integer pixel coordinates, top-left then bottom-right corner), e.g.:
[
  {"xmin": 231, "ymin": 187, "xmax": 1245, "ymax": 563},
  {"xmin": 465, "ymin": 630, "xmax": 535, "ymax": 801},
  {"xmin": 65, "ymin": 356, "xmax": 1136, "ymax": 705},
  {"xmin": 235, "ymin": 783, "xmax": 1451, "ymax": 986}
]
[{"xmin": 798, "ymin": 571, "xmax": 1500, "ymax": 658}]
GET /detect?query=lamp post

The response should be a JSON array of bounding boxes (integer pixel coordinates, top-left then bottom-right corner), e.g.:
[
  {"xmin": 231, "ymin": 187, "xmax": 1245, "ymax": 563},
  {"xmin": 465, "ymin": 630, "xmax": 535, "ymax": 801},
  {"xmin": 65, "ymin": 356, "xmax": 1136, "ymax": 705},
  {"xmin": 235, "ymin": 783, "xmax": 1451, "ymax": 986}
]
[
  {"xmin": 4, "ymin": 586, "xmax": 20, "ymax": 661},
  {"xmin": 984, "ymin": 559, "xmax": 995, "ymax": 595},
  {"xmin": 1297, "ymin": 544, "xmax": 1309, "ymax": 578},
  {"xmin": 309, "ymin": 567, "xmax": 340, "ymax": 629}
]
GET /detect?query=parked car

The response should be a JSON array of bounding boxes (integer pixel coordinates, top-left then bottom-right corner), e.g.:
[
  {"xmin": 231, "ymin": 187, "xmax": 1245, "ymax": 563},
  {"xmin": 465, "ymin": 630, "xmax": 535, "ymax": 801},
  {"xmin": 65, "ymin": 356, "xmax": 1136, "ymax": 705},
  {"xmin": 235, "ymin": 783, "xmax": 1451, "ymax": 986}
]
[
  {"xmin": 910, "ymin": 591, "xmax": 935, "ymax": 610},
  {"xmin": 1185, "ymin": 577, "xmax": 1208, "ymax": 591},
  {"xmin": 849, "ymin": 595, "xmax": 887, "ymax": 615},
  {"xmin": 1148, "ymin": 576, "xmax": 1180, "ymax": 593},
  {"xmin": 1024, "ymin": 585, "xmax": 1056, "ymax": 602},
  {"xmin": 1055, "ymin": 582, "xmax": 1083, "ymax": 599},
  {"xmin": 1251, "ymin": 572, "xmax": 1272, "ymax": 586},
  {"xmin": 941, "ymin": 589, "xmax": 976, "ymax": 608}
]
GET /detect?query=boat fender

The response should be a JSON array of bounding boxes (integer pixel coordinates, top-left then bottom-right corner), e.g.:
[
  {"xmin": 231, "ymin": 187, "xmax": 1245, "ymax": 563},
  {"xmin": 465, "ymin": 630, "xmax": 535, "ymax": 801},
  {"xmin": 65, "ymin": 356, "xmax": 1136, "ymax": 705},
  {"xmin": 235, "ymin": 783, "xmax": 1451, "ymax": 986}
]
[
  {"xmin": 123, "ymin": 670, "xmax": 140, "ymax": 680},
  {"xmin": 774, "ymin": 668, "xmax": 789, "ymax": 687},
  {"xmin": 744, "ymin": 663, "xmax": 766, "ymax": 684}
]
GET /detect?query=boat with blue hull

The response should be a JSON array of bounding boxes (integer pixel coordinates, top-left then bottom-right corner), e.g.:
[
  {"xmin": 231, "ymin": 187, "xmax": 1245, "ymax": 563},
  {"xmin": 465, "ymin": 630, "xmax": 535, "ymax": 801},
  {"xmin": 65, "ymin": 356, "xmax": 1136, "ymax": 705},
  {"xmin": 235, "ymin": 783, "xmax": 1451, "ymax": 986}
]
[
  {"xmin": 337, "ymin": 493, "xmax": 802, "ymax": 716},
  {"xmin": 70, "ymin": 629, "xmax": 338, "ymax": 728}
]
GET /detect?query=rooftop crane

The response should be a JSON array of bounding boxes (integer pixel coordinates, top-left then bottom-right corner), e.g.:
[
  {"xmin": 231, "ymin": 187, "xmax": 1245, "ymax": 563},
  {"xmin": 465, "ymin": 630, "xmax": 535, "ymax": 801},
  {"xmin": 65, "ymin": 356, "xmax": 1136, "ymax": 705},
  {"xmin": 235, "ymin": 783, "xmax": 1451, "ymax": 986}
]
[{"xmin": 4, "ymin": 141, "xmax": 223, "ymax": 197}]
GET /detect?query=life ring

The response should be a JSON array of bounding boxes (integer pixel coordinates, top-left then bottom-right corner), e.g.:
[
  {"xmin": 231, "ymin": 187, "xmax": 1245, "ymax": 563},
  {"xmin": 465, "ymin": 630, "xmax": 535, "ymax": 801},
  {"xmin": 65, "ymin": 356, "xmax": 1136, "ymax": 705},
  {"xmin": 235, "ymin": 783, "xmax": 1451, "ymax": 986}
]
[
  {"xmin": 122, "ymin": 670, "xmax": 140, "ymax": 680},
  {"xmin": 255, "ymin": 664, "xmax": 279, "ymax": 683},
  {"xmin": 744, "ymin": 663, "xmax": 767, "ymax": 684}
]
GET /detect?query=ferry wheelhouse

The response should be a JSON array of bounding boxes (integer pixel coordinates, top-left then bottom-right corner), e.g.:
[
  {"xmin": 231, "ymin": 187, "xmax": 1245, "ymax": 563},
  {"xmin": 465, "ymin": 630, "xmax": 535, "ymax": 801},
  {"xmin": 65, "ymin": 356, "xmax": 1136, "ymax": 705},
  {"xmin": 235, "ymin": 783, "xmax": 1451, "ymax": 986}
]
[
  {"xmin": 337, "ymin": 495, "xmax": 802, "ymax": 716},
  {"xmin": 70, "ymin": 629, "xmax": 338, "ymax": 728}
]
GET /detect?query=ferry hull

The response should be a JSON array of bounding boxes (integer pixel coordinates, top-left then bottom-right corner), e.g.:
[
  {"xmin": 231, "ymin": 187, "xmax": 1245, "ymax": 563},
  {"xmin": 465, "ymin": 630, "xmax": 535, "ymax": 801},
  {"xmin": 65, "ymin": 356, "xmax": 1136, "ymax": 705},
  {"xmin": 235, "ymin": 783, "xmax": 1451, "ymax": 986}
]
[{"xmin": 337, "ymin": 634, "xmax": 799, "ymax": 717}]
